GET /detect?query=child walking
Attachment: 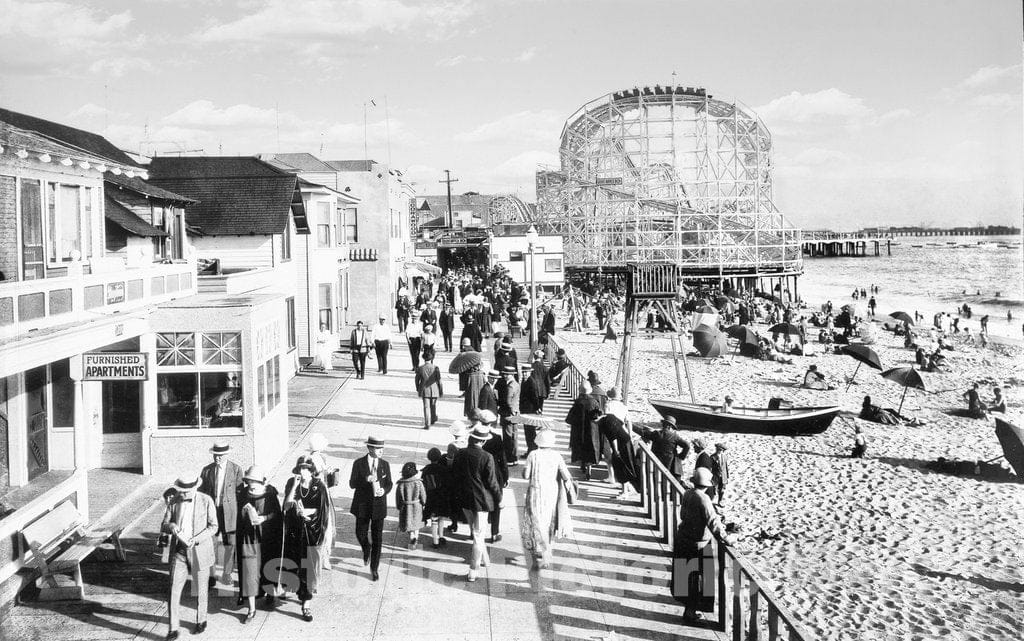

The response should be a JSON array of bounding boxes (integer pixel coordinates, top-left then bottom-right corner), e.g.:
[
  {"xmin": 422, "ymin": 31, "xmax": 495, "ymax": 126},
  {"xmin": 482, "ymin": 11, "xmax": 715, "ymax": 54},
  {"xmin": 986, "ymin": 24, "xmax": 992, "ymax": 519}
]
[
  {"xmin": 420, "ymin": 448, "xmax": 451, "ymax": 548},
  {"xmin": 396, "ymin": 462, "xmax": 426, "ymax": 549}
]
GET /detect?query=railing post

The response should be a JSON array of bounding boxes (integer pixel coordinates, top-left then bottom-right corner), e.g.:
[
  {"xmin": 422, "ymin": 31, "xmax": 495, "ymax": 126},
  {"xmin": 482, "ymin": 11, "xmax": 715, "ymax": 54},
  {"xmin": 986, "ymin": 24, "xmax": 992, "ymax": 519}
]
[
  {"xmin": 718, "ymin": 540, "xmax": 728, "ymax": 632},
  {"xmin": 749, "ymin": 583, "xmax": 760, "ymax": 641},
  {"xmin": 732, "ymin": 561, "xmax": 744, "ymax": 641},
  {"xmin": 660, "ymin": 476, "xmax": 670, "ymax": 543},
  {"xmin": 767, "ymin": 603, "xmax": 779, "ymax": 641}
]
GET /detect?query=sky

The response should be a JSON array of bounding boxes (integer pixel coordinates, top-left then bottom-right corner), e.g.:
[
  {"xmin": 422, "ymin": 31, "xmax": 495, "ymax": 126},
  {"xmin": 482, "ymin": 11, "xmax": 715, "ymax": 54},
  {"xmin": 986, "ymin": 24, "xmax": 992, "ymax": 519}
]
[{"xmin": 0, "ymin": 0, "xmax": 1021, "ymax": 230}]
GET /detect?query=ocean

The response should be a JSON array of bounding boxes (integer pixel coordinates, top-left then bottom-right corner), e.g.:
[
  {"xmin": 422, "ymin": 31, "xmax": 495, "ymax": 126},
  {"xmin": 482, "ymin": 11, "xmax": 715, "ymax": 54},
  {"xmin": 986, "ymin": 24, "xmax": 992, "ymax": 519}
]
[{"xmin": 799, "ymin": 234, "xmax": 1024, "ymax": 339}]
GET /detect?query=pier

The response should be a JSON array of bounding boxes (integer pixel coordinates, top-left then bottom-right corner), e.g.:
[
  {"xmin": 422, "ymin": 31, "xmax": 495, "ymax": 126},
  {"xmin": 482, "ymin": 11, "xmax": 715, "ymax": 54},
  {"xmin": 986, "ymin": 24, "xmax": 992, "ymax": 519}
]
[{"xmin": 801, "ymin": 231, "xmax": 892, "ymax": 258}]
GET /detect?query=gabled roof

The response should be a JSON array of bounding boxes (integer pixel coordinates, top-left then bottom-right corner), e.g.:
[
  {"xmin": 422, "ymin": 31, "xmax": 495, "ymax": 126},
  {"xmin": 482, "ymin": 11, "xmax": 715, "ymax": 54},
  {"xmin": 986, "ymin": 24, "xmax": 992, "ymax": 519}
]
[
  {"xmin": 297, "ymin": 177, "xmax": 361, "ymax": 202},
  {"xmin": 104, "ymin": 195, "xmax": 168, "ymax": 237},
  {"xmin": 417, "ymin": 200, "xmax": 432, "ymax": 211},
  {"xmin": 147, "ymin": 156, "xmax": 308, "ymax": 236},
  {"xmin": 263, "ymin": 152, "xmax": 336, "ymax": 172},
  {"xmin": 105, "ymin": 172, "xmax": 197, "ymax": 204},
  {"xmin": 0, "ymin": 107, "xmax": 140, "ymax": 168}
]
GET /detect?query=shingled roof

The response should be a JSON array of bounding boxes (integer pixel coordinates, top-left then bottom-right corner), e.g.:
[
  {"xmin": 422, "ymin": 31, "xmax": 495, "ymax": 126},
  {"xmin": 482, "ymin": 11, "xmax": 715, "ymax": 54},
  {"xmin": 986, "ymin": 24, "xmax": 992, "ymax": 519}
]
[
  {"xmin": 0, "ymin": 107, "xmax": 140, "ymax": 168},
  {"xmin": 263, "ymin": 152, "xmax": 336, "ymax": 172},
  {"xmin": 104, "ymin": 195, "xmax": 168, "ymax": 237},
  {"xmin": 147, "ymin": 156, "xmax": 308, "ymax": 236}
]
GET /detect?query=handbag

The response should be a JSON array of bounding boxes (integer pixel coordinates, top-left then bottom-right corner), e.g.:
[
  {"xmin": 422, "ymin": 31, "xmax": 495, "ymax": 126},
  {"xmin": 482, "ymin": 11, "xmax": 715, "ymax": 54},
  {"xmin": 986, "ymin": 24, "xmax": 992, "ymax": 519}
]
[{"xmin": 325, "ymin": 468, "xmax": 340, "ymax": 488}]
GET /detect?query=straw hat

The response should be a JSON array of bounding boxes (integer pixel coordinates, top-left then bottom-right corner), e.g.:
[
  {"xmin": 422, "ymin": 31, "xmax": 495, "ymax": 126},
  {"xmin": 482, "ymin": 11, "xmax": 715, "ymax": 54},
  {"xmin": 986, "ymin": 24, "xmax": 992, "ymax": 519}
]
[
  {"xmin": 366, "ymin": 436, "xmax": 386, "ymax": 449},
  {"xmin": 242, "ymin": 465, "xmax": 266, "ymax": 484},
  {"xmin": 209, "ymin": 441, "xmax": 231, "ymax": 455},
  {"xmin": 501, "ymin": 365, "xmax": 517, "ymax": 376},
  {"xmin": 691, "ymin": 467, "xmax": 714, "ymax": 488},
  {"xmin": 468, "ymin": 424, "xmax": 493, "ymax": 441},
  {"xmin": 478, "ymin": 409, "xmax": 498, "ymax": 425},
  {"xmin": 661, "ymin": 415, "xmax": 677, "ymax": 427},
  {"xmin": 535, "ymin": 429, "xmax": 556, "ymax": 449},
  {"xmin": 449, "ymin": 418, "xmax": 470, "ymax": 437},
  {"xmin": 309, "ymin": 433, "xmax": 328, "ymax": 452},
  {"xmin": 486, "ymin": 369, "xmax": 500, "ymax": 379},
  {"xmin": 173, "ymin": 474, "xmax": 200, "ymax": 492}
]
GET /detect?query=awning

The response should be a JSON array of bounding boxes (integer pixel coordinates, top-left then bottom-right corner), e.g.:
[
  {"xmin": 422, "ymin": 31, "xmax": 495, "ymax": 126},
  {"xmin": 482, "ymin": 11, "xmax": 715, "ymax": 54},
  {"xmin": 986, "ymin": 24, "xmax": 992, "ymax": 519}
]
[
  {"xmin": 105, "ymin": 195, "xmax": 168, "ymax": 237},
  {"xmin": 404, "ymin": 259, "xmax": 441, "ymax": 277}
]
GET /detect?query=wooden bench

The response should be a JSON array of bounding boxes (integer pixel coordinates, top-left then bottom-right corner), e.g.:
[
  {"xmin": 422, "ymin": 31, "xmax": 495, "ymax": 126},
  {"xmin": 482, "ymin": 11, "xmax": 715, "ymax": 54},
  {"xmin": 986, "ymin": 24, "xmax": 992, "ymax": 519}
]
[{"xmin": 20, "ymin": 501, "xmax": 125, "ymax": 600}]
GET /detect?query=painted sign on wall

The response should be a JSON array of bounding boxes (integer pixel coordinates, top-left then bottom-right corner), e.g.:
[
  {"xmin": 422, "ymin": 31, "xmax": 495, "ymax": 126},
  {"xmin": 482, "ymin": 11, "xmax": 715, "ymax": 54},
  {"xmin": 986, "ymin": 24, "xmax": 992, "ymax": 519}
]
[{"xmin": 82, "ymin": 352, "xmax": 148, "ymax": 380}]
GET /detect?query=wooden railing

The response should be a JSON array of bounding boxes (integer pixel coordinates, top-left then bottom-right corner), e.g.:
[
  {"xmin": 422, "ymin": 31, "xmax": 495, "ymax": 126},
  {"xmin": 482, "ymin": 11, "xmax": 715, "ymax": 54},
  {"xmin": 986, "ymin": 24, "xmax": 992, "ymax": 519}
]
[{"xmin": 550, "ymin": 340, "xmax": 813, "ymax": 641}]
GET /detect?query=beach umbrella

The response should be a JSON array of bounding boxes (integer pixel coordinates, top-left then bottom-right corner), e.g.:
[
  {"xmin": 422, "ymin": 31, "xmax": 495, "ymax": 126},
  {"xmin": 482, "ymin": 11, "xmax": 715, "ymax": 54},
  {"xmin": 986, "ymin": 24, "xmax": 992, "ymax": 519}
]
[
  {"xmin": 888, "ymin": 312, "xmax": 914, "ymax": 326},
  {"xmin": 994, "ymin": 417, "xmax": 1024, "ymax": 478},
  {"xmin": 881, "ymin": 366, "xmax": 926, "ymax": 415},
  {"xmin": 840, "ymin": 344, "xmax": 883, "ymax": 391},
  {"xmin": 692, "ymin": 324, "xmax": 727, "ymax": 358},
  {"xmin": 768, "ymin": 322, "xmax": 802, "ymax": 341},
  {"xmin": 696, "ymin": 305, "xmax": 718, "ymax": 315},
  {"xmin": 508, "ymin": 413, "xmax": 567, "ymax": 429},
  {"xmin": 448, "ymin": 350, "xmax": 482, "ymax": 374},
  {"xmin": 693, "ymin": 307, "xmax": 719, "ymax": 329},
  {"xmin": 726, "ymin": 324, "xmax": 759, "ymax": 360}
]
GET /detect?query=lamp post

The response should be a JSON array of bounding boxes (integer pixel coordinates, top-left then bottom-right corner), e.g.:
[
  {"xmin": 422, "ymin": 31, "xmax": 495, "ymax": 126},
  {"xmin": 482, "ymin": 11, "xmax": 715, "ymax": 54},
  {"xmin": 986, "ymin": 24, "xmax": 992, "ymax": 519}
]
[{"xmin": 525, "ymin": 225, "xmax": 538, "ymax": 352}]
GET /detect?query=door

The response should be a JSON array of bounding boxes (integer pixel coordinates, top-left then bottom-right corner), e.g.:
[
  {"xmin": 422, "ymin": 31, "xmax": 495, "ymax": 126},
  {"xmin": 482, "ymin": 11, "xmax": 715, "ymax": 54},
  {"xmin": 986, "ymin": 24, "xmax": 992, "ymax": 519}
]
[
  {"xmin": 24, "ymin": 366, "xmax": 48, "ymax": 479},
  {"xmin": 100, "ymin": 380, "xmax": 143, "ymax": 469}
]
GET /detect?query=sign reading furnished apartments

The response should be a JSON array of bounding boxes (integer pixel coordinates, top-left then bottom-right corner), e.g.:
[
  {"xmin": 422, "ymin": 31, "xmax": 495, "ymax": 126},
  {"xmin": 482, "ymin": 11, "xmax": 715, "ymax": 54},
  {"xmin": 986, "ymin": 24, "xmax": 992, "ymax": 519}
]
[{"xmin": 82, "ymin": 352, "xmax": 149, "ymax": 381}]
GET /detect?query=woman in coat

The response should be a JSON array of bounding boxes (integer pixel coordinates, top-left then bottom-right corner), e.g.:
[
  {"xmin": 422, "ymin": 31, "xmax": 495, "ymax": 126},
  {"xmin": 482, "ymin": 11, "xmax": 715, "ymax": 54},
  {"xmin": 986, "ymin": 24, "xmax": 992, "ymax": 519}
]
[
  {"xmin": 566, "ymin": 381, "xmax": 603, "ymax": 480},
  {"xmin": 306, "ymin": 434, "xmax": 336, "ymax": 571},
  {"xmin": 236, "ymin": 466, "xmax": 282, "ymax": 622},
  {"xmin": 598, "ymin": 389, "xmax": 640, "ymax": 498},
  {"xmin": 520, "ymin": 428, "xmax": 573, "ymax": 570},
  {"xmin": 282, "ymin": 456, "xmax": 330, "ymax": 622},
  {"xmin": 421, "ymin": 447, "xmax": 451, "ymax": 547}
]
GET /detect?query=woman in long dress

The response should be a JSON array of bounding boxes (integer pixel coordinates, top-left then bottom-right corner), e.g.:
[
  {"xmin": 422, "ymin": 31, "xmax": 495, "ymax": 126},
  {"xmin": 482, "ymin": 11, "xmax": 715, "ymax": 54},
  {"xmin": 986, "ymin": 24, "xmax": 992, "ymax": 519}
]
[
  {"xmin": 566, "ymin": 381, "xmax": 602, "ymax": 479},
  {"xmin": 282, "ymin": 456, "xmax": 330, "ymax": 622},
  {"xmin": 311, "ymin": 324, "xmax": 334, "ymax": 371},
  {"xmin": 598, "ymin": 388, "xmax": 639, "ymax": 498},
  {"xmin": 306, "ymin": 434, "xmax": 336, "ymax": 571},
  {"xmin": 520, "ymin": 428, "xmax": 573, "ymax": 570},
  {"xmin": 236, "ymin": 466, "xmax": 282, "ymax": 622}
]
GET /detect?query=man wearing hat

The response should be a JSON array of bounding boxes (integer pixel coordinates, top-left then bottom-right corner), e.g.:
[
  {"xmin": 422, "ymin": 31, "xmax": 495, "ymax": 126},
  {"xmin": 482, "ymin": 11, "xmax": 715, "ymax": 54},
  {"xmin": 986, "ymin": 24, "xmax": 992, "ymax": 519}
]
[
  {"xmin": 415, "ymin": 351, "xmax": 444, "ymax": 429},
  {"xmin": 348, "ymin": 437, "xmax": 393, "ymax": 580},
  {"xmin": 496, "ymin": 365, "xmax": 521, "ymax": 464},
  {"xmin": 673, "ymin": 467, "xmax": 736, "ymax": 623},
  {"xmin": 478, "ymin": 369, "xmax": 500, "ymax": 416},
  {"xmin": 370, "ymin": 316, "xmax": 392, "ymax": 375},
  {"xmin": 547, "ymin": 349, "xmax": 569, "ymax": 394},
  {"xmin": 478, "ymin": 410, "xmax": 508, "ymax": 543},
  {"xmin": 199, "ymin": 441, "xmax": 244, "ymax": 588},
  {"xmin": 452, "ymin": 424, "xmax": 503, "ymax": 581},
  {"xmin": 161, "ymin": 474, "xmax": 218, "ymax": 639},
  {"xmin": 492, "ymin": 337, "xmax": 518, "ymax": 379},
  {"xmin": 349, "ymin": 320, "xmax": 372, "ymax": 379},
  {"xmin": 636, "ymin": 416, "xmax": 691, "ymax": 481}
]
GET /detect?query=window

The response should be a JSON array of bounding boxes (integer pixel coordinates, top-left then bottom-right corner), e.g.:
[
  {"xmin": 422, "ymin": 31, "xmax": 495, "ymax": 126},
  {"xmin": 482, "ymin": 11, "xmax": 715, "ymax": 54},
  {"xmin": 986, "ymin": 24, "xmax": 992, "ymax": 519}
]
[
  {"xmin": 20, "ymin": 179, "xmax": 44, "ymax": 280},
  {"xmin": 509, "ymin": 251, "xmax": 524, "ymax": 262},
  {"xmin": 201, "ymin": 332, "xmax": 241, "ymax": 365},
  {"xmin": 281, "ymin": 218, "xmax": 292, "ymax": 261},
  {"xmin": 157, "ymin": 332, "xmax": 196, "ymax": 366},
  {"xmin": 259, "ymin": 355, "xmax": 281, "ymax": 416},
  {"xmin": 157, "ymin": 372, "xmax": 243, "ymax": 429},
  {"xmin": 334, "ymin": 206, "xmax": 346, "ymax": 246},
  {"xmin": 47, "ymin": 183, "xmax": 86, "ymax": 262},
  {"xmin": 316, "ymin": 202, "xmax": 331, "ymax": 248},
  {"xmin": 0, "ymin": 377, "xmax": 9, "ymax": 490},
  {"xmin": 50, "ymin": 359, "xmax": 74, "ymax": 428},
  {"xmin": 544, "ymin": 258, "xmax": 563, "ymax": 272},
  {"xmin": 318, "ymin": 284, "xmax": 332, "ymax": 331},
  {"xmin": 24, "ymin": 366, "xmax": 48, "ymax": 480},
  {"xmin": 170, "ymin": 209, "xmax": 185, "ymax": 260},
  {"xmin": 285, "ymin": 297, "xmax": 296, "ymax": 349},
  {"xmin": 344, "ymin": 208, "xmax": 358, "ymax": 243}
]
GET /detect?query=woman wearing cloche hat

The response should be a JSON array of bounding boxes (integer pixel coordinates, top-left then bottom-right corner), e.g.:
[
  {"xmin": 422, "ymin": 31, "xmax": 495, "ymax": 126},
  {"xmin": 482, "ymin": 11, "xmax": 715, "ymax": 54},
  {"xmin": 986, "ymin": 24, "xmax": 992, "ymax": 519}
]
[
  {"xmin": 236, "ymin": 465, "xmax": 282, "ymax": 622},
  {"xmin": 282, "ymin": 455, "xmax": 330, "ymax": 622}
]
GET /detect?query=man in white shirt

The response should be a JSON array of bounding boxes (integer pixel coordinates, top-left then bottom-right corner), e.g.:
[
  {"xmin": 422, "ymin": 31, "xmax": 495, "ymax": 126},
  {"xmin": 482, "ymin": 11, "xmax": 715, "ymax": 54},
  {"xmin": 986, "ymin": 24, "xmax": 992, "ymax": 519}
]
[
  {"xmin": 198, "ymin": 442, "xmax": 244, "ymax": 589},
  {"xmin": 370, "ymin": 316, "xmax": 392, "ymax": 375},
  {"xmin": 406, "ymin": 317, "xmax": 423, "ymax": 370}
]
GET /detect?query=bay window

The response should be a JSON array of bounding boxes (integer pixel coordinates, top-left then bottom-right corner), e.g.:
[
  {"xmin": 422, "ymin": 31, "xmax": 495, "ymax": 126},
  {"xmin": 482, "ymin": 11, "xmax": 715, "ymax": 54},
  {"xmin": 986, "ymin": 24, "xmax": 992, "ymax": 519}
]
[{"xmin": 316, "ymin": 202, "xmax": 331, "ymax": 248}]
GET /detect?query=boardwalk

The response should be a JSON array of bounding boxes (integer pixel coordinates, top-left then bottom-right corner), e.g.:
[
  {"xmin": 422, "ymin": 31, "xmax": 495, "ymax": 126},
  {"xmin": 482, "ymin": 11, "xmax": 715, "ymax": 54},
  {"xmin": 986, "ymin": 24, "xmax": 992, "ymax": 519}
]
[{"xmin": 3, "ymin": 331, "xmax": 723, "ymax": 641}]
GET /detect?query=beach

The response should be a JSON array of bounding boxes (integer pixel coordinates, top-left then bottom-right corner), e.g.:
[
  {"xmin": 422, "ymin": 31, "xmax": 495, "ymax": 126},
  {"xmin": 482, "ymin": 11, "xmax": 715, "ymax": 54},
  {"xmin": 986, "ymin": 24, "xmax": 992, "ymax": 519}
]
[{"xmin": 551, "ymin": 296, "xmax": 1024, "ymax": 641}]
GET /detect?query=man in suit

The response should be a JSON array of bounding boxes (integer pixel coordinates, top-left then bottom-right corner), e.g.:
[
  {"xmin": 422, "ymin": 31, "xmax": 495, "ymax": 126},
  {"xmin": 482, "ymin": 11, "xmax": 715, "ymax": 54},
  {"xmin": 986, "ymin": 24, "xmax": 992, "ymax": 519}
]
[
  {"xmin": 452, "ymin": 424, "xmax": 502, "ymax": 582},
  {"xmin": 420, "ymin": 301, "xmax": 438, "ymax": 329},
  {"xmin": 635, "ymin": 415, "xmax": 691, "ymax": 481},
  {"xmin": 496, "ymin": 366, "xmax": 521, "ymax": 464},
  {"xmin": 438, "ymin": 304, "xmax": 455, "ymax": 352},
  {"xmin": 349, "ymin": 320, "xmax": 371, "ymax": 379},
  {"xmin": 542, "ymin": 305, "xmax": 556, "ymax": 336},
  {"xmin": 162, "ymin": 474, "xmax": 218, "ymax": 640},
  {"xmin": 478, "ymin": 369, "xmax": 499, "ymax": 415},
  {"xmin": 349, "ymin": 436, "xmax": 393, "ymax": 581},
  {"xmin": 199, "ymin": 441, "xmax": 244, "ymax": 589},
  {"xmin": 415, "ymin": 352, "xmax": 443, "ymax": 430}
]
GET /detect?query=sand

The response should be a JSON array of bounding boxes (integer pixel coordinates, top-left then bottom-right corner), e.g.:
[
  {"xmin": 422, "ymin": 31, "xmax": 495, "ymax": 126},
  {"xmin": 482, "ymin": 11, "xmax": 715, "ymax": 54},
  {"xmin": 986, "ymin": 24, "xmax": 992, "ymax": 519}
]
[{"xmin": 550, "ymin": 306, "xmax": 1024, "ymax": 641}]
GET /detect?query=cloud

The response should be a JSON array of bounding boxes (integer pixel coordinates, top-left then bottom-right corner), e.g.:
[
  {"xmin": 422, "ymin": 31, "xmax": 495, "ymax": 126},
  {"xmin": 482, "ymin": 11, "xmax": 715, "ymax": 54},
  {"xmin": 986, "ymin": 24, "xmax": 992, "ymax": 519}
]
[
  {"xmin": 200, "ymin": 0, "xmax": 475, "ymax": 43},
  {"xmin": 88, "ymin": 56, "xmax": 154, "ymax": 77},
  {"xmin": 436, "ymin": 54, "xmax": 469, "ymax": 67},
  {"xmin": 960, "ymin": 64, "xmax": 1021, "ymax": 89},
  {"xmin": 755, "ymin": 89, "xmax": 872, "ymax": 124},
  {"xmin": 872, "ymin": 108, "xmax": 913, "ymax": 127},
  {"xmin": 514, "ymin": 47, "xmax": 538, "ymax": 62},
  {"xmin": 162, "ymin": 100, "xmax": 285, "ymax": 129},
  {"xmin": 965, "ymin": 93, "xmax": 1017, "ymax": 110},
  {"xmin": 489, "ymin": 150, "xmax": 560, "ymax": 177},
  {"xmin": 453, "ymin": 110, "xmax": 564, "ymax": 144},
  {"xmin": 67, "ymin": 103, "xmax": 112, "ymax": 120},
  {"xmin": 791, "ymin": 148, "xmax": 853, "ymax": 167}
]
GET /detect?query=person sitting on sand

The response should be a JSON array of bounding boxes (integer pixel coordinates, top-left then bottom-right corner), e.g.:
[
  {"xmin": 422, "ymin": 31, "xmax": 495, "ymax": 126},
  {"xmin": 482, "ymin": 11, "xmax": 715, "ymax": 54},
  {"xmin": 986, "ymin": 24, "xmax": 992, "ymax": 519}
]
[
  {"xmin": 802, "ymin": 364, "xmax": 833, "ymax": 390},
  {"xmin": 962, "ymin": 383, "xmax": 987, "ymax": 419},
  {"xmin": 915, "ymin": 348, "xmax": 928, "ymax": 368},
  {"xmin": 859, "ymin": 395, "xmax": 904, "ymax": 425},
  {"xmin": 989, "ymin": 387, "xmax": 1006, "ymax": 413},
  {"xmin": 851, "ymin": 425, "xmax": 867, "ymax": 458}
]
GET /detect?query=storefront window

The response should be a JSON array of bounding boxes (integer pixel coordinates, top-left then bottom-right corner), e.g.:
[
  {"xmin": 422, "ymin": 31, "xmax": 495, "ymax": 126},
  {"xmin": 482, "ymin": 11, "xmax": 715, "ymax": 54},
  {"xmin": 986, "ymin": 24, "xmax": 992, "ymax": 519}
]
[
  {"xmin": 257, "ymin": 364, "xmax": 266, "ymax": 418},
  {"xmin": 0, "ymin": 377, "xmax": 9, "ymax": 490},
  {"xmin": 157, "ymin": 371, "xmax": 242, "ymax": 429},
  {"xmin": 258, "ymin": 356, "xmax": 280, "ymax": 417}
]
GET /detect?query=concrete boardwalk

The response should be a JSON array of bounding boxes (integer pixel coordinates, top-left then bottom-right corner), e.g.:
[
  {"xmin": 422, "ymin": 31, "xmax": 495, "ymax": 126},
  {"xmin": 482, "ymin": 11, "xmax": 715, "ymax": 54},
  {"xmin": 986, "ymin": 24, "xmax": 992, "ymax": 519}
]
[{"xmin": 3, "ymin": 335, "xmax": 723, "ymax": 641}]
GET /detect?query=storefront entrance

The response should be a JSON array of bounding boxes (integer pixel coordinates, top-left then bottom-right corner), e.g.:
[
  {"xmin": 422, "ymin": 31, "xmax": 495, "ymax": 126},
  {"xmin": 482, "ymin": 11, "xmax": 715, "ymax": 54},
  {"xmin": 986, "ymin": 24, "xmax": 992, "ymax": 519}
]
[{"xmin": 100, "ymin": 380, "xmax": 143, "ymax": 469}]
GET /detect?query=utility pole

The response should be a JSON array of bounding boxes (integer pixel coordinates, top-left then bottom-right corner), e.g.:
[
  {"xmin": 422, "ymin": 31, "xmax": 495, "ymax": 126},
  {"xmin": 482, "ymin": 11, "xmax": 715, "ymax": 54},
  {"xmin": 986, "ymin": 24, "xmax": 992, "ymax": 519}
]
[{"xmin": 439, "ymin": 170, "xmax": 458, "ymax": 229}]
